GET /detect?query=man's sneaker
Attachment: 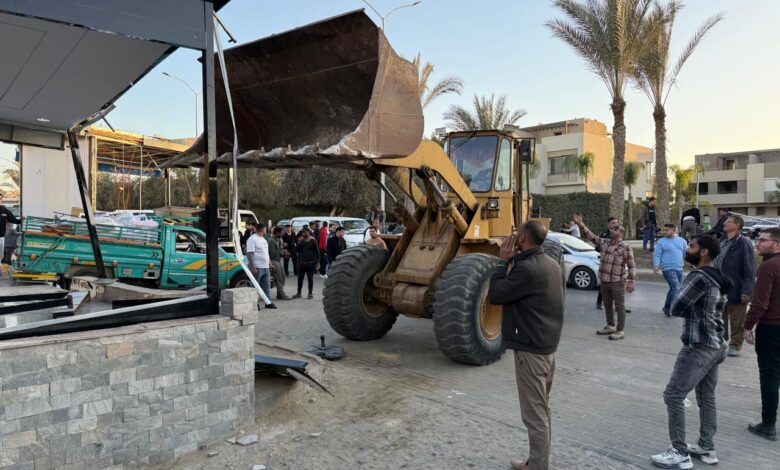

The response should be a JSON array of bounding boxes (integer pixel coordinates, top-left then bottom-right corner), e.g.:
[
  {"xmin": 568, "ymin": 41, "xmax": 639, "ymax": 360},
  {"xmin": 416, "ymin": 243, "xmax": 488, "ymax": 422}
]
[
  {"xmin": 728, "ymin": 345, "xmax": 740, "ymax": 357},
  {"xmin": 597, "ymin": 325, "xmax": 617, "ymax": 335},
  {"xmin": 277, "ymin": 295, "xmax": 291, "ymax": 301},
  {"xmin": 292, "ymin": 293, "xmax": 302, "ymax": 299},
  {"xmin": 650, "ymin": 446, "xmax": 693, "ymax": 469},
  {"xmin": 609, "ymin": 331, "xmax": 625, "ymax": 340},
  {"xmin": 510, "ymin": 458, "xmax": 528, "ymax": 469},
  {"xmin": 663, "ymin": 306, "xmax": 671, "ymax": 317},
  {"xmin": 265, "ymin": 303, "xmax": 278, "ymax": 309},
  {"xmin": 626, "ymin": 308, "xmax": 632, "ymax": 313},
  {"xmin": 307, "ymin": 293, "xmax": 314, "ymax": 299},
  {"xmin": 596, "ymin": 301, "xmax": 603, "ymax": 310},
  {"xmin": 748, "ymin": 422, "xmax": 778, "ymax": 441},
  {"xmin": 687, "ymin": 444, "xmax": 718, "ymax": 465}
]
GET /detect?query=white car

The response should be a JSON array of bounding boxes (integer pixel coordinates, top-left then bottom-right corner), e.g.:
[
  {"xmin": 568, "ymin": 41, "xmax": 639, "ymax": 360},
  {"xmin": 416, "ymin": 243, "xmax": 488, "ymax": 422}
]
[
  {"xmin": 289, "ymin": 216, "xmax": 370, "ymax": 247},
  {"xmin": 546, "ymin": 232, "xmax": 601, "ymax": 290}
]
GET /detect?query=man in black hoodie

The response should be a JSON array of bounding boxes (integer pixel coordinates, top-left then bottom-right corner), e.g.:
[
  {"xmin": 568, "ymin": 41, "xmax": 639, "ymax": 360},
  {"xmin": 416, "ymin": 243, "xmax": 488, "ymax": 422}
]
[
  {"xmin": 651, "ymin": 235, "xmax": 730, "ymax": 469},
  {"xmin": 489, "ymin": 221, "xmax": 564, "ymax": 470}
]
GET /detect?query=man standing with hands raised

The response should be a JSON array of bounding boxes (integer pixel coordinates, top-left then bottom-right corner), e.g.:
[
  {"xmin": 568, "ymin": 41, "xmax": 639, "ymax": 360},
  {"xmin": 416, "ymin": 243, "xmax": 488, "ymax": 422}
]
[
  {"xmin": 573, "ymin": 214, "xmax": 636, "ymax": 340},
  {"xmin": 489, "ymin": 221, "xmax": 564, "ymax": 470}
]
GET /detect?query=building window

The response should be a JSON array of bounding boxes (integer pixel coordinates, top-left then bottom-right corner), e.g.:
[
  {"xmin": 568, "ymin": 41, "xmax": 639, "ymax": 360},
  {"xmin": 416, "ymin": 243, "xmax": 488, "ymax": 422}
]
[
  {"xmin": 698, "ymin": 182, "xmax": 708, "ymax": 195},
  {"xmin": 765, "ymin": 178, "xmax": 780, "ymax": 192},
  {"xmin": 717, "ymin": 181, "xmax": 738, "ymax": 194},
  {"xmin": 723, "ymin": 159, "xmax": 735, "ymax": 170},
  {"xmin": 553, "ymin": 131, "xmax": 563, "ymax": 136},
  {"xmin": 756, "ymin": 207, "xmax": 766, "ymax": 216},
  {"xmin": 549, "ymin": 156, "xmax": 567, "ymax": 175}
]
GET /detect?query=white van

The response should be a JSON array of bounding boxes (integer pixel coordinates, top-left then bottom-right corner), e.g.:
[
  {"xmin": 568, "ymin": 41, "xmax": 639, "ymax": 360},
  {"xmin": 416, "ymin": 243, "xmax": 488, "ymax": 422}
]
[{"xmin": 290, "ymin": 216, "xmax": 370, "ymax": 247}]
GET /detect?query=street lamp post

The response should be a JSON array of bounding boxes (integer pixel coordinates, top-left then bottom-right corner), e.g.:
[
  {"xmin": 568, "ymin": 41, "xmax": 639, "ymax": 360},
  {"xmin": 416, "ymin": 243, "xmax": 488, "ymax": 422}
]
[
  {"xmin": 162, "ymin": 72, "xmax": 199, "ymax": 137},
  {"xmin": 361, "ymin": 0, "xmax": 422, "ymax": 214}
]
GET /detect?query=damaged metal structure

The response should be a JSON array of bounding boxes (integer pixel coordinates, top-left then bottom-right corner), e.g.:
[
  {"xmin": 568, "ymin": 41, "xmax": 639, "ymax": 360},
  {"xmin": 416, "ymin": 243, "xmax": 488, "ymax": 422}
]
[{"xmin": 0, "ymin": 0, "xmax": 230, "ymax": 338}]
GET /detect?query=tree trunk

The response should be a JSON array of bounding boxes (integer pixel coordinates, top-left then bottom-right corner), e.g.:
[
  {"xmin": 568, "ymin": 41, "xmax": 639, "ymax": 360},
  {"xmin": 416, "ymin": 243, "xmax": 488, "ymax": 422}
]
[
  {"xmin": 654, "ymin": 105, "xmax": 671, "ymax": 226},
  {"xmin": 610, "ymin": 97, "xmax": 626, "ymax": 219}
]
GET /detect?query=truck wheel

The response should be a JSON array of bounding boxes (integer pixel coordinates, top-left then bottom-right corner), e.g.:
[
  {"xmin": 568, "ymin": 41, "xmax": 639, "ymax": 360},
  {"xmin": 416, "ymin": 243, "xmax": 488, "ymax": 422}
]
[
  {"xmin": 323, "ymin": 245, "xmax": 398, "ymax": 340},
  {"xmin": 229, "ymin": 272, "xmax": 253, "ymax": 288},
  {"xmin": 433, "ymin": 254, "xmax": 503, "ymax": 366}
]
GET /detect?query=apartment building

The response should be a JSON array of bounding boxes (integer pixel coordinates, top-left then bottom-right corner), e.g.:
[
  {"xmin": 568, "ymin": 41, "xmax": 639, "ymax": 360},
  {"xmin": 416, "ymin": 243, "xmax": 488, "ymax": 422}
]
[
  {"xmin": 695, "ymin": 148, "xmax": 780, "ymax": 217},
  {"xmin": 521, "ymin": 118, "xmax": 654, "ymax": 201}
]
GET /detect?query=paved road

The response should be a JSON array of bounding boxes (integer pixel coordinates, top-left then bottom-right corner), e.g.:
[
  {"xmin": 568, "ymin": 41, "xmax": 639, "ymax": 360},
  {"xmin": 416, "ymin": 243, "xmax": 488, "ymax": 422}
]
[{"xmin": 181, "ymin": 278, "xmax": 779, "ymax": 469}]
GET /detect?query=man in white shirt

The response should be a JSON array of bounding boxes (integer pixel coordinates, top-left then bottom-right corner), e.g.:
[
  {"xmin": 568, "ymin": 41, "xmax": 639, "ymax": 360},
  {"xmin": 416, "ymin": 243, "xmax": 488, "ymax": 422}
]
[{"xmin": 246, "ymin": 223, "xmax": 277, "ymax": 309}]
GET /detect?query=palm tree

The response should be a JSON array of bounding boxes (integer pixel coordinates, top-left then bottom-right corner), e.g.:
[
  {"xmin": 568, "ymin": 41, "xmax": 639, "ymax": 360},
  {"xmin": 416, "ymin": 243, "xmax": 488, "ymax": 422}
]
[
  {"xmin": 631, "ymin": 1, "xmax": 723, "ymax": 226},
  {"xmin": 412, "ymin": 54, "xmax": 464, "ymax": 109},
  {"xmin": 670, "ymin": 163, "xmax": 703, "ymax": 222},
  {"xmin": 547, "ymin": 0, "xmax": 653, "ymax": 220},
  {"xmin": 623, "ymin": 161, "xmax": 644, "ymax": 237},
  {"xmin": 3, "ymin": 162, "xmax": 19, "ymax": 188},
  {"xmin": 443, "ymin": 94, "xmax": 526, "ymax": 131},
  {"xmin": 562, "ymin": 152, "xmax": 595, "ymax": 192}
]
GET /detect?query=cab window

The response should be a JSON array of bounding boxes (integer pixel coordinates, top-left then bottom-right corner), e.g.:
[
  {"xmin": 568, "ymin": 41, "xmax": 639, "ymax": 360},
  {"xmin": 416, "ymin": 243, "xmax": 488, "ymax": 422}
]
[
  {"xmin": 448, "ymin": 135, "xmax": 498, "ymax": 193},
  {"xmin": 174, "ymin": 230, "xmax": 206, "ymax": 253},
  {"xmin": 495, "ymin": 138, "xmax": 511, "ymax": 191}
]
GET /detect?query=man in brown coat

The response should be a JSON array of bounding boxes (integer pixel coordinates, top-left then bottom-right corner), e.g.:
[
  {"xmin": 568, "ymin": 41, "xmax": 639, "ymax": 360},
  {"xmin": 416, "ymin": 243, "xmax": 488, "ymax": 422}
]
[{"xmin": 744, "ymin": 227, "xmax": 780, "ymax": 441}]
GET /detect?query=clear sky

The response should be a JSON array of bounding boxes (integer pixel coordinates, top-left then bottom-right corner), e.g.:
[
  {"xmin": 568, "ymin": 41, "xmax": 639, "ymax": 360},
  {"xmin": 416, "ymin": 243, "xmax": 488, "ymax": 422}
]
[{"xmin": 2, "ymin": 0, "xmax": 778, "ymax": 173}]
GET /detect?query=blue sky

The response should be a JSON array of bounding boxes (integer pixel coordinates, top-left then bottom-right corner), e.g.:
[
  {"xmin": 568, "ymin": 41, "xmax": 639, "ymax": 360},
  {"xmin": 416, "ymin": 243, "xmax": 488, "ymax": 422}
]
[{"xmin": 2, "ymin": 0, "xmax": 778, "ymax": 173}]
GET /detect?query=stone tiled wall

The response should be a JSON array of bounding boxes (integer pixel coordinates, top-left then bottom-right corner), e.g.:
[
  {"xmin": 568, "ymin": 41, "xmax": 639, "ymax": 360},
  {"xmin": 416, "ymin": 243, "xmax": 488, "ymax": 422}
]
[{"xmin": 0, "ymin": 288, "xmax": 258, "ymax": 469}]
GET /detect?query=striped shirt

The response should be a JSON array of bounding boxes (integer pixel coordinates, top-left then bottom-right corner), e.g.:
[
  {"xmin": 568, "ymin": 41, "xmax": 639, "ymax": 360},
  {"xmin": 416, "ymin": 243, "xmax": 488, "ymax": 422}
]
[{"xmin": 580, "ymin": 225, "xmax": 636, "ymax": 283}]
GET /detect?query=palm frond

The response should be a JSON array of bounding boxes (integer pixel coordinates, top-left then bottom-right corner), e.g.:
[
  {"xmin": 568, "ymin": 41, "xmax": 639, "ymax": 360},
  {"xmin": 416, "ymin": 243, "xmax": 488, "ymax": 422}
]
[
  {"xmin": 666, "ymin": 12, "xmax": 724, "ymax": 103},
  {"xmin": 443, "ymin": 93, "xmax": 525, "ymax": 131},
  {"xmin": 422, "ymin": 75, "xmax": 463, "ymax": 109}
]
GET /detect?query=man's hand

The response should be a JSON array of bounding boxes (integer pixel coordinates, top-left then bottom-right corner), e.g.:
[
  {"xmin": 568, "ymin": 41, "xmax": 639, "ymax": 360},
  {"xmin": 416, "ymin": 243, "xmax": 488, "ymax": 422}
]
[
  {"xmin": 499, "ymin": 235, "xmax": 517, "ymax": 261},
  {"xmin": 741, "ymin": 294, "xmax": 751, "ymax": 304},
  {"xmin": 572, "ymin": 214, "xmax": 583, "ymax": 225},
  {"xmin": 653, "ymin": 267, "xmax": 661, "ymax": 275},
  {"xmin": 625, "ymin": 281, "xmax": 635, "ymax": 293},
  {"xmin": 251, "ymin": 267, "xmax": 257, "ymax": 275},
  {"xmin": 745, "ymin": 328, "xmax": 755, "ymax": 345}
]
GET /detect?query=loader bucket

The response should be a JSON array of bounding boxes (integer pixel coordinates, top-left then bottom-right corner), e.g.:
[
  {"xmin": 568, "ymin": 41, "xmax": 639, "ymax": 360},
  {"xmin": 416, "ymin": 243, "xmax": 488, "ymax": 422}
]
[{"xmin": 165, "ymin": 10, "xmax": 423, "ymax": 168}]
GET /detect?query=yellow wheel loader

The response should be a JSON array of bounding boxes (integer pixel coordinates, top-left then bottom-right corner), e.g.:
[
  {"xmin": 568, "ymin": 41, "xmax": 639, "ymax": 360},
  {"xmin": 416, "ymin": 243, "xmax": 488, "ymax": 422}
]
[{"xmin": 165, "ymin": 9, "xmax": 562, "ymax": 365}]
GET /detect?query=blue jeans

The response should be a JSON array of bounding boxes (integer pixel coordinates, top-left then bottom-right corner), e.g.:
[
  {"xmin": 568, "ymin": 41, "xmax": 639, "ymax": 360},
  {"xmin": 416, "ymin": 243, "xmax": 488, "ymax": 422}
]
[
  {"xmin": 643, "ymin": 224, "xmax": 657, "ymax": 250},
  {"xmin": 254, "ymin": 267, "xmax": 271, "ymax": 303},
  {"xmin": 663, "ymin": 269, "xmax": 684, "ymax": 310}
]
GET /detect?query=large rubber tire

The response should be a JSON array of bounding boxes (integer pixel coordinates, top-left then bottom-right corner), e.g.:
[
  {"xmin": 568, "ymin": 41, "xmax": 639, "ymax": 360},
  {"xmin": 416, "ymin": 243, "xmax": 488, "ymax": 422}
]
[
  {"xmin": 323, "ymin": 245, "xmax": 398, "ymax": 340},
  {"xmin": 570, "ymin": 266, "xmax": 596, "ymax": 290},
  {"xmin": 433, "ymin": 253, "xmax": 504, "ymax": 366}
]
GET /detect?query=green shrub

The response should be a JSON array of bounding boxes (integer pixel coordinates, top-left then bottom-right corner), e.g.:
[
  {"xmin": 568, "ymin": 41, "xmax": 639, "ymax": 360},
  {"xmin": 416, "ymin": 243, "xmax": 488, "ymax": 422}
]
[{"xmin": 531, "ymin": 192, "xmax": 611, "ymax": 232}]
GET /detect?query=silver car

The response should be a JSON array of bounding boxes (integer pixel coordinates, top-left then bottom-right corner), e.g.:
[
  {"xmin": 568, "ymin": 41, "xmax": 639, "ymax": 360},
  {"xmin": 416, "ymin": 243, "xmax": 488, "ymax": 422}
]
[{"xmin": 546, "ymin": 232, "xmax": 601, "ymax": 290}]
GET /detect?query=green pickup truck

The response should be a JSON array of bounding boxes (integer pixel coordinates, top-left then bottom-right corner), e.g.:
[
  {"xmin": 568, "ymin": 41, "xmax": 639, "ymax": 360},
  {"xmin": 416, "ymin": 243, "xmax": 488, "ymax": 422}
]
[{"xmin": 15, "ymin": 216, "xmax": 252, "ymax": 289}]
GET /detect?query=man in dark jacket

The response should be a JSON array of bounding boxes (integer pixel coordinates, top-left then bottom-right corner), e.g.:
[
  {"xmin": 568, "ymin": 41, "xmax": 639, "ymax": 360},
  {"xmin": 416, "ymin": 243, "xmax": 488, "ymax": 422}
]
[
  {"xmin": 293, "ymin": 228, "xmax": 319, "ymax": 300},
  {"xmin": 282, "ymin": 224, "xmax": 297, "ymax": 276},
  {"xmin": 651, "ymin": 234, "xmax": 730, "ymax": 469},
  {"xmin": 326, "ymin": 226, "xmax": 347, "ymax": 265},
  {"xmin": 681, "ymin": 207, "xmax": 701, "ymax": 240},
  {"xmin": 489, "ymin": 221, "xmax": 564, "ymax": 470},
  {"xmin": 744, "ymin": 227, "xmax": 780, "ymax": 441},
  {"xmin": 713, "ymin": 215, "xmax": 756, "ymax": 357},
  {"xmin": 239, "ymin": 222, "xmax": 256, "ymax": 252},
  {"xmin": 641, "ymin": 197, "xmax": 658, "ymax": 252},
  {"xmin": 709, "ymin": 208, "xmax": 729, "ymax": 240}
]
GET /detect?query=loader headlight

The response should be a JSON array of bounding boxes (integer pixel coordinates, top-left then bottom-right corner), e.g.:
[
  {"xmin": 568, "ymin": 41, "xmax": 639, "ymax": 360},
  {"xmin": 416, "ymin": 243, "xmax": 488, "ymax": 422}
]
[{"xmin": 487, "ymin": 198, "xmax": 500, "ymax": 210}]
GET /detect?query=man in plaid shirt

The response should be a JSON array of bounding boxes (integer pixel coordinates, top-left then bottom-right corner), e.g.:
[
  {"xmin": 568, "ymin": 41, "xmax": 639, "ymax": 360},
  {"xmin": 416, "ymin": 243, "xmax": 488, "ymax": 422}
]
[
  {"xmin": 650, "ymin": 234, "xmax": 730, "ymax": 469},
  {"xmin": 573, "ymin": 214, "xmax": 635, "ymax": 340}
]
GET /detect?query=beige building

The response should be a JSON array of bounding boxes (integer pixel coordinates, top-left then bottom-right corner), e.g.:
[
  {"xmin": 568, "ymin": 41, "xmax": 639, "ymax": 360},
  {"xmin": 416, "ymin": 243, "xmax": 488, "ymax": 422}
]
[
  {"xmin": 695, "ymin": 148, "xmax": 780, "ymax": 217},
  {"xmin": 521, "ymin": 118, "xmax": 654, "ymax": 201}
]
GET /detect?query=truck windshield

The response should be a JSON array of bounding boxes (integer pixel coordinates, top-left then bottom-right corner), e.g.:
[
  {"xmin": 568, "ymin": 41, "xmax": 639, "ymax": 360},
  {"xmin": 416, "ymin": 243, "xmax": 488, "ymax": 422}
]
[{"xmin": 448, "ymin": 135, "xmax": 498, "ymax": 192}]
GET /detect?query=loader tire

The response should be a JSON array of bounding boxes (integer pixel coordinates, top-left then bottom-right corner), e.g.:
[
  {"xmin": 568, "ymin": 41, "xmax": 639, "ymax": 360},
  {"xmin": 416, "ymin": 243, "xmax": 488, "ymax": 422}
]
[
  {"xmin": 323, "ymin": 245, "xmax": 398, "ymax": 340},
  {"xmin": 433, "ymin": 254, "xmax": 504, "ymax": 366}
]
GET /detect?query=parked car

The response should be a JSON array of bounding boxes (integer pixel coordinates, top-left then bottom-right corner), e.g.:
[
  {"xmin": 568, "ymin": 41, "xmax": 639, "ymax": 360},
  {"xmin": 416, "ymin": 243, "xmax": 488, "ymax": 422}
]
[
  {"xmin": 289, "ymin": 216, "xmax": 370, "ymax": 247},
  {"xmin": 742, "ymin": 218, "xmax": 779, "ymax": 239},
  {"xmin": 546, "ymin": 232, "xmax": 601, "ymax": 290}
]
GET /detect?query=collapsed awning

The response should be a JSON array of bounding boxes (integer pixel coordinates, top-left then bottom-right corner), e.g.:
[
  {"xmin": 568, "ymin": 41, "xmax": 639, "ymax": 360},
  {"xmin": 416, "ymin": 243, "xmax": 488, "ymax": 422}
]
[
  {"xmin": 0, "ymin": 0, "xmax": 227, "ymax": 150},
  {"xmin": 162, "ymin": 10, "xmax": 424, "ymax": 170}
]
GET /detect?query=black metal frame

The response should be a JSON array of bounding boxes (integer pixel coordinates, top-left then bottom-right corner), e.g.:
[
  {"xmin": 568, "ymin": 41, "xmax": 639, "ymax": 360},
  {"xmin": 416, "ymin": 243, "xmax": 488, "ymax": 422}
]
[{"xmin": 0, "ymin": 1, "xmax": 223, "ymax": 339}]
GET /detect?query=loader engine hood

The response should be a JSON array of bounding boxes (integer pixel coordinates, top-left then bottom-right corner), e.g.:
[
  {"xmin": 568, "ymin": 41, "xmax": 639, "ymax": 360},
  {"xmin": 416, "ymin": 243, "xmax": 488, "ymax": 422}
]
[{"xmin": 165, "ymin": 10, "xmax": 423, "ymax": 169}]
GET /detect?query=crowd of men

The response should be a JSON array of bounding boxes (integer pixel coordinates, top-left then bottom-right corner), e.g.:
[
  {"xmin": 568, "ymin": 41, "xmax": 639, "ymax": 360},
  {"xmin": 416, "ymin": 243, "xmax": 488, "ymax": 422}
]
[
  {"xmin": 491, "ymin": 212, "xmax": 780, "ymax": 470},
  {"xmin": 243, "ymin": 218, "xmax": 388, "ymax": 308}
]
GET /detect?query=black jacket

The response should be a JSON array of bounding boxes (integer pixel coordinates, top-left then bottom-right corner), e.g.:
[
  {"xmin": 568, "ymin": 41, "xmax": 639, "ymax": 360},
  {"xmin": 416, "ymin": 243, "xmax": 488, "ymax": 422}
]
[
  {"xmin": 327, "ymin": 236, "xmax": 346, "ymax": 261},
  {"xmin": 282, "ymin": 231, "xmax": 296, "ymax": 255},
  {"xmin": 681, "ymin": 207, "xmax": 701, "ymax": 225},
  {"xmin": 0, "ymin": 206, "xmax": 20, "ymax": 235},
  {"xmin": 297, "ymin": 238, "xmax": 320, "ymax": 264},
  {"xmin": 489, "ymin": 247, "xmax": 565, "ymax": 355}
]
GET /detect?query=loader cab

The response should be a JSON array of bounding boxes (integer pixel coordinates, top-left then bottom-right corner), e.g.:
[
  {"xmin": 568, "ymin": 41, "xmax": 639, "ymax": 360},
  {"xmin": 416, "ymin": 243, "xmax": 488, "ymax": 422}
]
[{"xmin": 443, "ymin": 130, "xmax": 535, "ymax": 237}]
